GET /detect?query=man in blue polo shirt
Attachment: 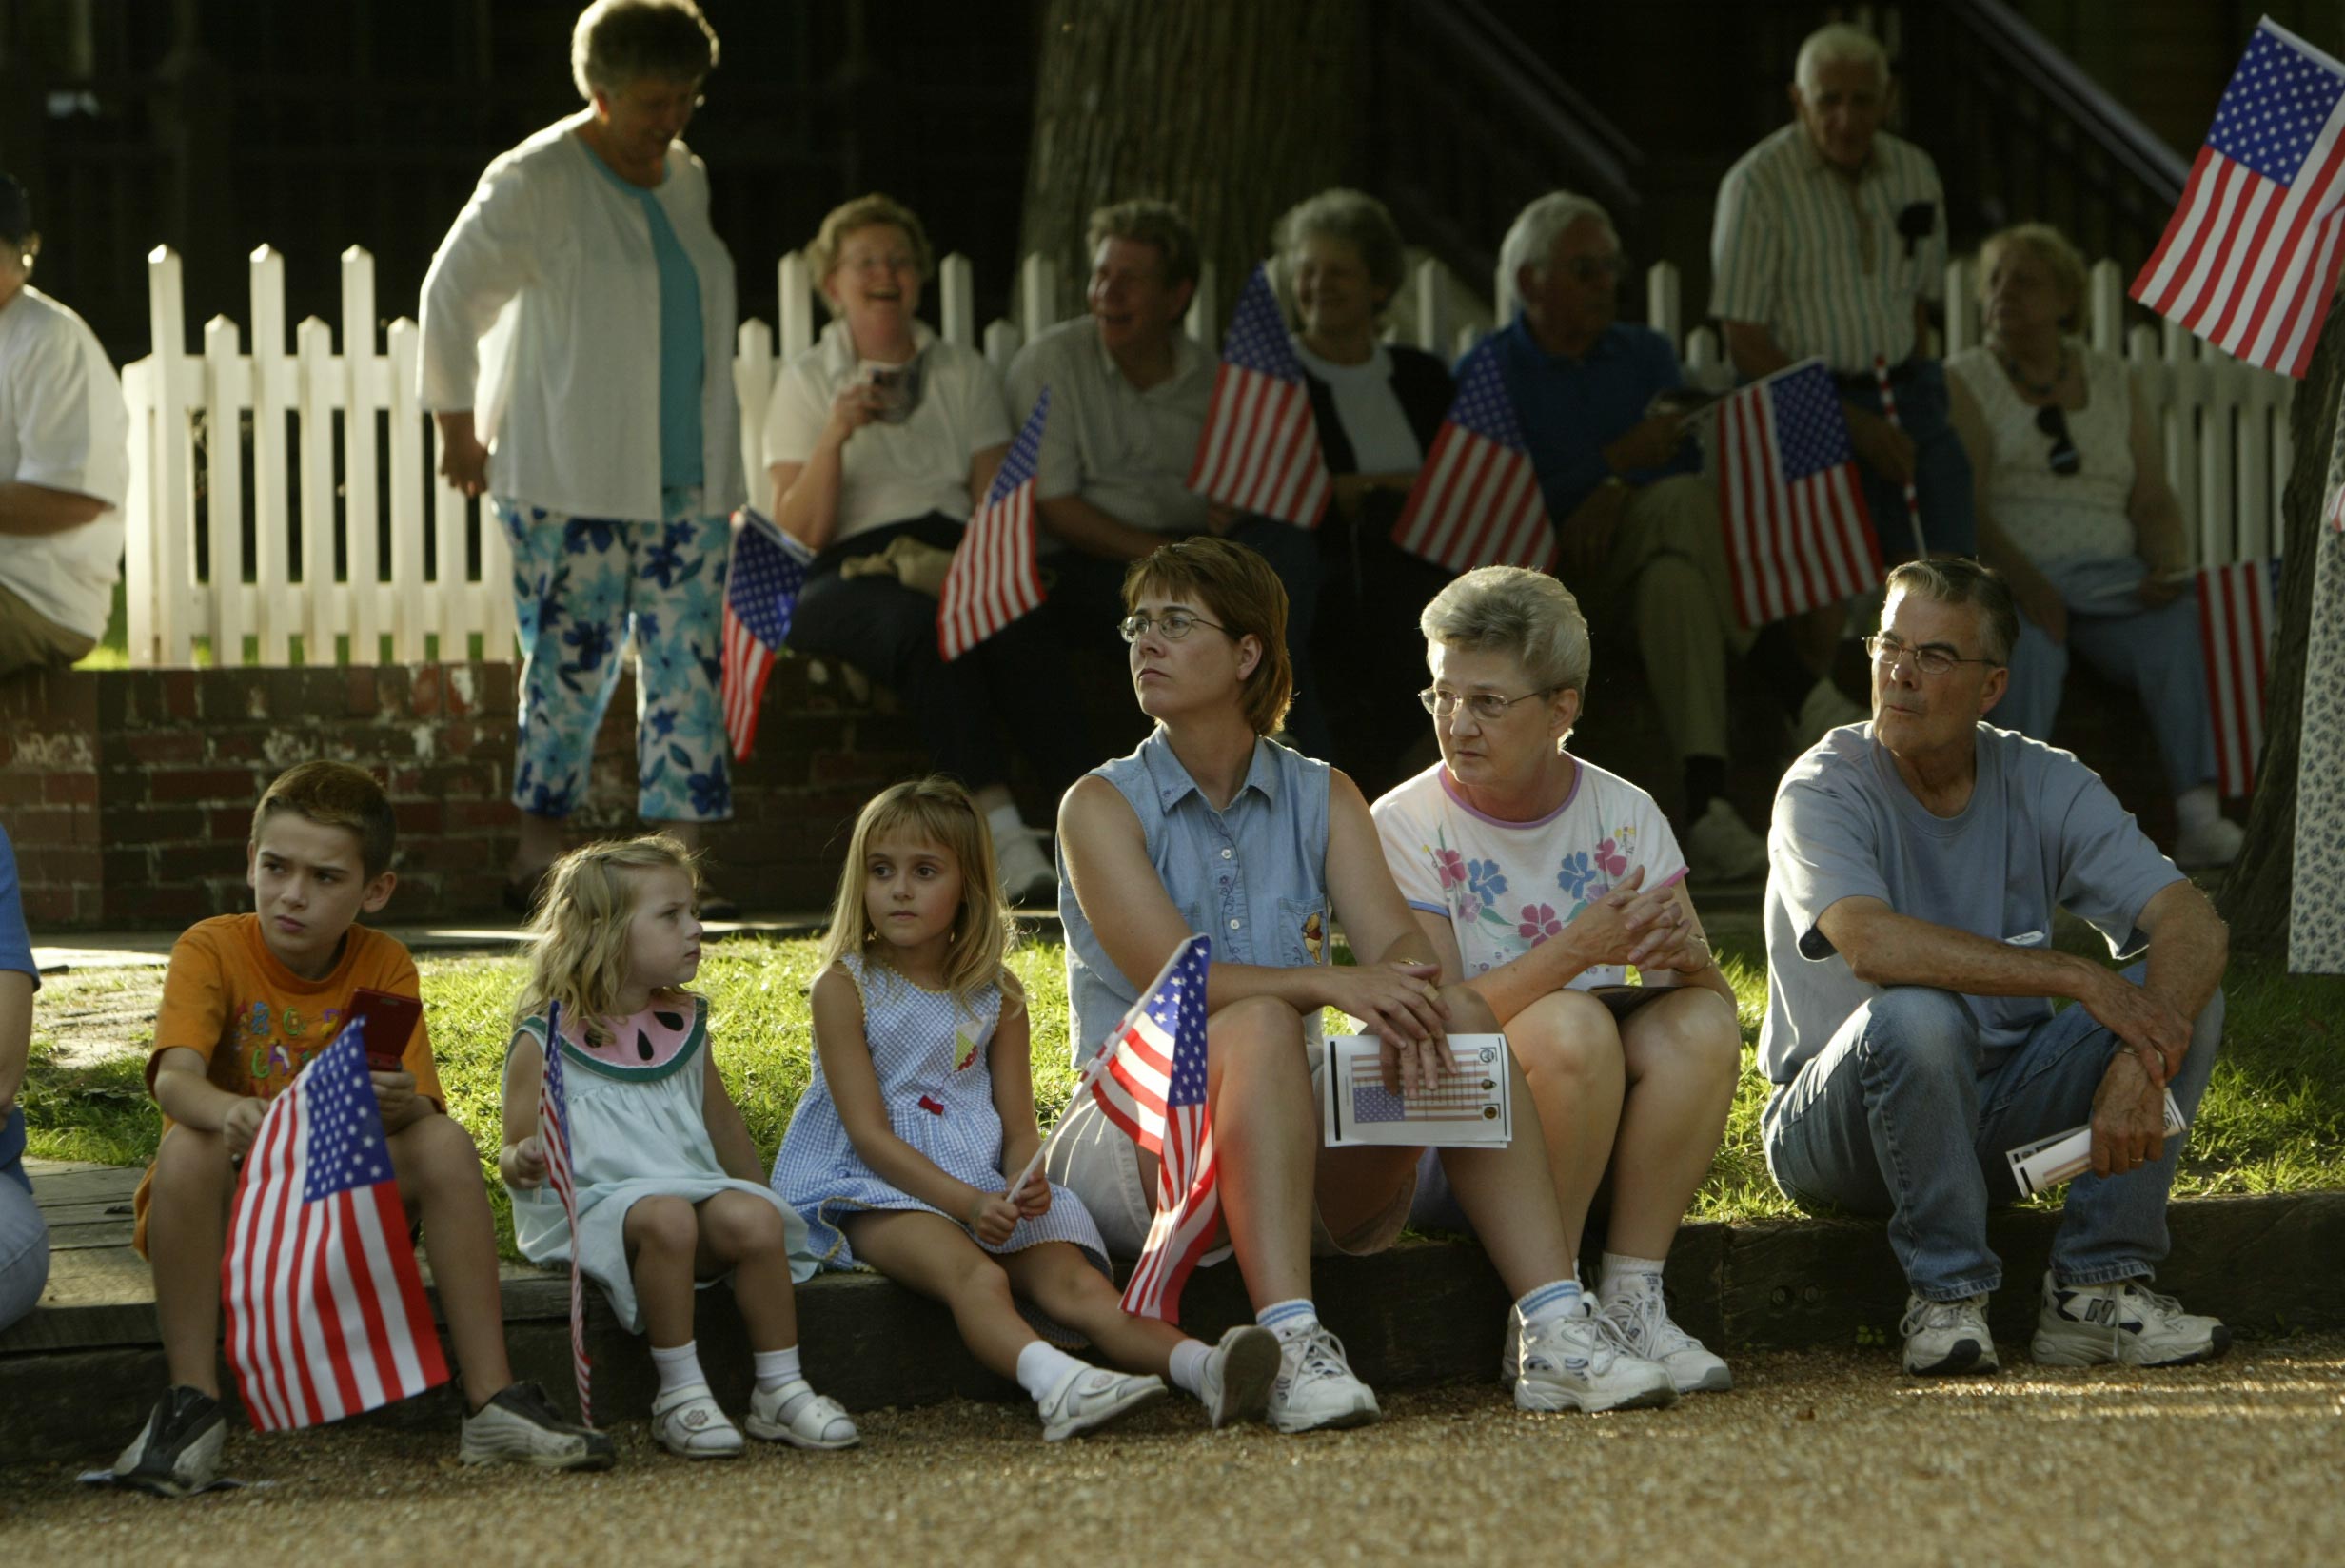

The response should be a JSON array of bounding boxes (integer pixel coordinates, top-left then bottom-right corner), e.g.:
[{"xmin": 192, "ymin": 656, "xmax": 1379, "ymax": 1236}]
[{"xmin": 1492, "ymin": 191, "xmax": 1860, "ymax": 883}]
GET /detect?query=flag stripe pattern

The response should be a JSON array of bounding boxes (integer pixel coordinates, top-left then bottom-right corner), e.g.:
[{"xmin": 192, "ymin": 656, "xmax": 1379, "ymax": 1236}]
[
  {"xmin": 2131, "ymin": 20, "xmax": 2345, "ymax": 378},
  {"xmin": 2197, "ymin": 558, "xmax": 2281, "ymax": 796},
  {"xmin": 938, "ymin": 388, "xmax": 1051, "ymax": 659},
  {"xmin": 1187, "ymin": 266, "xmax": 1330, "ymax": 528},
  {"xmin": 1715, "ymin": 359, "xmax": 1884, "ymax": 628},
  {"xmin": 539, "ymin": 1000, "xmax": 592, "ymax": 1426},
  {"xmin": 223, "ymin": 1020, "xmax": 450, "ymax": 1431},
  {"xmin": 719, "ymin": 508, "xmax": 812, "ymax": 762},
  {"xmin": 1391, "ymin": 336, "xmax": 1555, "ymax": 573},
  {"xmin": 1086, "ymin": 935, "xmax": 1216, "ymax": 1323}
]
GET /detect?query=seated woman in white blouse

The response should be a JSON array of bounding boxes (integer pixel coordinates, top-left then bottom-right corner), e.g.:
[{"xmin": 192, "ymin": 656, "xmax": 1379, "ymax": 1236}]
[
  {"xmin": 1945, "ymin": 224, "xmax": 2240, "ymax": 868},
  {"xmin": 763, "ymin": 194, "xmax": 1084, "ymax": 901}
]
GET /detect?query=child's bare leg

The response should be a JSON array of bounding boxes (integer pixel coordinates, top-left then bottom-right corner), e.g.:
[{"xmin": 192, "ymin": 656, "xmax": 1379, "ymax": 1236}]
[
  {"xmin": 391, "ymin": 1113, "xmax": 514, "ymax": 1406},
  {"xmin": 842, "ymin": 1211, "xmax": 1039, "ymax": 1379},
  {"xmin": 695, "ymin": 1191, "xmax": 798, "ymax": 1352},
  {"xmin": 622, "ymin": 1196, "xmax": 700, "ymax": 1347},
  {"xmin": 146, "ymin": 1126, "xmax": 235, "ymax": 1396},
  {"xmin": 1002, "ymin": 1245, "xmax": 1185, "ymax": 1376}
]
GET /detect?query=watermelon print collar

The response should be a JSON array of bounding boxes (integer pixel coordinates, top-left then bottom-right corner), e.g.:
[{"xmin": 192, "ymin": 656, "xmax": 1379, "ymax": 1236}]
[{"xmin": 541, "ymin": 992, "xmax": 708, "ymax": 1082}]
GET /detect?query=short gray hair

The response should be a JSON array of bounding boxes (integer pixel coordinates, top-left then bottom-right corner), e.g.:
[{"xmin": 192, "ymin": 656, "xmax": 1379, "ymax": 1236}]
[
  {"xmin": 1421, "ymin": 567, "xmax": 1591, "ymax": 697},
  {"xmin": 1496, "ymin": 191, "xmax": 1616, "ymax": 324},
  {"xmin": 1795, "ymin": 23, "xmax": 1889, "ymax": 98},
  {"xmin": 571, "ymin": 0, "xmax": 717, "ymax": 99},
  {"xmin": 1883, "ymin": 558, "xmax": 2020, "ymax": 666},
  {"xmin": 1273, "ymin": 187, "xmax": 1408, "ymax": 301}
]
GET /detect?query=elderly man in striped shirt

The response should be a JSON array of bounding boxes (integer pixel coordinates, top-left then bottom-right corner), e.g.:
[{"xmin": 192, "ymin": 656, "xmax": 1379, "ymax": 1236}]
[{"xmin": 1710, "ymin": 22, "xmax": 1975, "ymax": 560}]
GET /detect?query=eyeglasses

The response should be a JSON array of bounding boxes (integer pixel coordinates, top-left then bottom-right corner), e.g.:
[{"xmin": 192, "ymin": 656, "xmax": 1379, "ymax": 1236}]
[
  {"xmin": 1118, "ymin": 609, "xmax": 1231, "ymax": 643},
  {"xmin": 1862, "ymin": 633, "xmax": 2000, "ymax": 677},
  {"xmin": 1417, "ymin": 685, "xmax": 1560, "ymax": 721},
  {"xmin": 2035, "ymin": 405, "xmax": 2079, "ymax": 477}
]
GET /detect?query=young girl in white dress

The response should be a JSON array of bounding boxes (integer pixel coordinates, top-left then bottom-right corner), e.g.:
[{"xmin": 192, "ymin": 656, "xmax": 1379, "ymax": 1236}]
[
  {"xmin": 771, "ymin": 777, "xmax": 1279, "ymax": 1440},
  {"xmin": 500, "ymin": 835, "xmax": 857, "ymax": 1459}
]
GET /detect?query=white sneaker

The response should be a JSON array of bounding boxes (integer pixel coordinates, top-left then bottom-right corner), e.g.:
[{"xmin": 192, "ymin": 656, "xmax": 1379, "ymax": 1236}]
[
  {"xmin": 111, "ymin": 1386, "xmax": 228, "ymax": 1496},
  {"xmin": 1794, "ymin": 679, "xmax": 1868, "ymax": 751},
  {"xmin": 1597, "ymin": 1274, "xmax": 1733, "ymax": 1393},
  {"xmin": 745, "ymin": 1379, "xmax": 859, "ymax": 1449},
  {"xmin": 994, "ymin": 825, "xmax": 1056, "ymax": 907},
  {"xmin": 651, "ymin": 1383, "xmax": 744, "ymax": 1458},
  {"xmin": 1511, "ymin": 1303, "xmax": 1678, "ymax": 1414},
  {"xmin": 1035, "ymin": 1366, "xmax": 1168, "ymax": 1441},
  {"xmin": 1266, "ymin": 1326, "xmax": 1381, "ymax": 1433},
  {"xmin": 1196, "ymin": 1324, "xmax": 1281, "ymax": 1430},
  {"xmin": 1682, "ymin": 797, "xmax": 1771, "ymax": 885},
  {"xmin": 1900, "ymin": 1293, "xmax": 1999, "ymax": 1376},
  {"xmin": 458, "ymin": 1381, "xmax": 615, "ymax": 1470},
  {"xmin": 2173, "ymin": 816, "xmax": 2245, "ymax": 870},
  {"xmin": 2031, "ymin": 1274, "xmax": 2230, "ymax": 1367}
]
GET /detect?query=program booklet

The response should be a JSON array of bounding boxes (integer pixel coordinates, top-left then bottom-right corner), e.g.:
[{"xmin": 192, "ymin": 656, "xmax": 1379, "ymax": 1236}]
[{"xmin": 1322, "ymin": 1033, "xmax": 1512, "ymax": 1147}]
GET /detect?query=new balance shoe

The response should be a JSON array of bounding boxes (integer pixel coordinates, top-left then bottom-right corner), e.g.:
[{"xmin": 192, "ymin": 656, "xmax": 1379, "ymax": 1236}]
[
  {"xmin": 111, "ymin": 1385, "xmax": 227, "ymax": 1497},
  {"xmin": 1266, "ymin": 1326, "xmax": 1381, "ymax": 1433},
  {"xmin": 1036, "ymin": 1366, "xmax": 1168, "ymax": 1441},
  {"xmin": 1512, "ymin": 1304, "xmax": 1677, "ymax": 1413},
  {"xmin": 460, "ymin": 1381, "xmax": 616, "ymax": 1470},
  {"xmin": 1901, "ymin": 1293, "xmax": 1999, "ymax": 1376},
  {"xmin": 1598, "ymin": 1274, "xmax": 1733, "ymax": 1394},
  {"xmin": 1683, "ymin": 798, "xmax": 1771, "ymax": 885},
  {"xmin": 2030, "ymin": 1274, "xmax": 2230, "ymax": 1368},
  {"xmin": 745, "ymin": 1379, "xmax": 859, "ymax": 1449},
  {"xmin": 1197, "ymin": 1323, "xmax": 1281, "ymax": 1430},
  {"xmin": 650, "ymin": 1383, "xmax": 744, "ymax": 1459}
]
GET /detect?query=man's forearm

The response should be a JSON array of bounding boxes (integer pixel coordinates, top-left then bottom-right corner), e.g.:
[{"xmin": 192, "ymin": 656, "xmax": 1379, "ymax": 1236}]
[
  {"xmin": 1830, "ymin": 906, "xmax": 2103, "ymax": 1003},
  {"xmin": 0, "ymin": 481, "xmax": 107, "ymax": 535},
  {"xmin": 2141, "ymin": 901, "xmax": 2228, "ymax": 1025}
]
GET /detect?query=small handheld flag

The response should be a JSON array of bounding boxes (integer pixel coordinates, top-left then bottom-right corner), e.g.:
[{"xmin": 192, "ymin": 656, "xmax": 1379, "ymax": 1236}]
[
  {"xmin": 2197, "ymin": 558, "xmax": 2281, "ymax": 796},
  {"xmin": 1712, "ymin": 359, "xmax": 1884, "ymax": 629},
  {"xmin": 538, "ymin": 1000, "xmax": 593, "ymax": 1426},
  {"xmin": 719, "ymin": 508, "xmax": 813, "ymax": 762},
  {"xmin": 1391, "ymin": 336, "xmax": 1555, "ymax": 573},
  {"xmin": 1187, "ymin": 265, "xmax": 1331, "ymax": 528},
  {"xmin": 938, "ymin": 389, "xmax": 1051, "ymax": 660}
]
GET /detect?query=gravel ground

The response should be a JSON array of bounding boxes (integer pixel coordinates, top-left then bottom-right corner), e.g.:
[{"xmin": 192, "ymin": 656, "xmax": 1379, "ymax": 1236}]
[{"xmin": 6, "ymin": 1340, "xmax": 2342, "ymax": 1567}]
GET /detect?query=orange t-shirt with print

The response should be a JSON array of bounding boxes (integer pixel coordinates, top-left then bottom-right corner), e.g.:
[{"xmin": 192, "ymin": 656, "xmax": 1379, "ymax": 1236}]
[{"xmin": 131, "ymin": 913, "xmax": 441, "ymax": 1255}]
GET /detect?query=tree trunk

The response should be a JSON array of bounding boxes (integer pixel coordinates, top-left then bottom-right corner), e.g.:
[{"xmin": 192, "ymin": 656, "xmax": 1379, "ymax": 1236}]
[
  {"xmin": 2217, "ymin": 293, "xmax": 2344, "ymax": 951},
  {"xmin": 1018, "ymin": 0, "xmax": 1365, "ymax": 331}
]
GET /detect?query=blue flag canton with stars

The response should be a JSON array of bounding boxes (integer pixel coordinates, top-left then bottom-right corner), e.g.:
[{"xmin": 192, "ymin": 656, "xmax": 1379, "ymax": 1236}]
[
  {"xmin": 542, "ymin": 1009, "xmax": 571, "ymax": 1124},
  {"xmin": 1767, "ymin": 364, "xmax": 1856, "ymax": 480},
  {"xmin": 1448, "ymin": 338, "xmax": 1532, "ymax": 451},
  {"xmin": 1147, "ymin": 937, "xmax": 1213, "ymax": 1111},
  {"xmin": 1221, "ymin": 267, "xmax": 1308, "ymax": 382},
  {"xmin": 726, "ymin": 513, "xmax": 808, "ymax": 647},
  {"xmin": 988, "ymin": 387, "xmax": 1051, "ymax": 506},
  {"xmin": 2211, "ymin": 25, "xmax": 2345, "ymax": 185},
  {"xmin": 1352, "ymin": 1081, "xmax": 1408, "ymax": 1124},
  {"xmin": 301, "ymin": 1025, "xmax": 396, "ymax": 1204}
]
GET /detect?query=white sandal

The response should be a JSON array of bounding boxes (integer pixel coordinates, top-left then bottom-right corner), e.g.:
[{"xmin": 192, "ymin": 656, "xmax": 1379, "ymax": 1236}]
[
  {"xmin": 746, "ymin": 1380, "xmax": 860, "ymax": 1450},
  {"xmin": 651, "ymin": 1383, "xmax": 743, "ymax": 1459}
]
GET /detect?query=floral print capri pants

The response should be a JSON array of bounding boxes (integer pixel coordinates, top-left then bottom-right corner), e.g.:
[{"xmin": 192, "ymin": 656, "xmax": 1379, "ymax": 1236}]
[{"xmin": 497, "ymin": 494, "xmax": 732, "ymax": 823}]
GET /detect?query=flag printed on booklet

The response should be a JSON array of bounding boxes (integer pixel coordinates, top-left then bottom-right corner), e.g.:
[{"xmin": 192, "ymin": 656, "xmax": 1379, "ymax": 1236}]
[
  {"xmin": 1714, "ymin": 360, "xmax": 1883, "ymax": 629},
  {"xmin": 540, "ymin": 1001, "xmax": 593, "ymax": 1426},
  {"xmin": 1186, "ymin": 265, "xmax": 1330, "ymax": 528},
  {"xmin": 1391, "ymin": 336, "xmax": 1554, "ymax": 573},
  {"xmin": 938, "ymin": 388, "xmax": 1050, "ymax": 659},
  {"xmin": 719, "ymin": 508, "xmax": 812, "ymax": 762},
  {"xmin": 223, "ymin": 1019, "xmax": 449, "ymax": 1432},
  {"xmin": 2198, "ymin": 558, "xmax": 2281, "ymax": 796},
  {"xmin": 1088, "ymin": 935, "xmax": 1216, "ymax": 1323},
  {"xmin": 2132, "ymin": 20, "xmax": 2345, "ymax": 378}
]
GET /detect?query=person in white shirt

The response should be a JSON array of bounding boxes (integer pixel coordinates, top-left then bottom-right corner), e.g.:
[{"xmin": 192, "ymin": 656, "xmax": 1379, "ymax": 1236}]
[
  {"xmin": 0, "ymin": 173, "xmax": 128, "ymax": 678},
  {"xmin": 419, "ymin": 0, "xmax": 744, "ymax": 912},
  {"xmin": 761, "ymin": 194, "xmax": 1084, "ymax": 904}
]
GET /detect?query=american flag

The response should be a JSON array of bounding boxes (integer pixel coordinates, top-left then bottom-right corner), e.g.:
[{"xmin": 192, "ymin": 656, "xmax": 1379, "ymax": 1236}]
[
  {"xmin": 719, "ymin": 507, "xmax": 812, "ymax": 762},
  {"xmin": 938, "ymin": 389, "xmax": 1050, "ymax": 659},
  {"xmin": 2197, "ymin": 558, "xmax": 2281, "ymax": 796},
  {"xmin": 1344, "ymin": 1045, "xmax": 1503, "ymax": 1126},
  {"xmin": 1186, "ymin": 265, "xmax": 1330, "ymax": 528},
  {"xmin": 2132, "ymin": 20, "xmax": 2345, "ymax": 378},
  {"xmin": 223, "ymin": 1019, "xmax": 449, "ymax": 1432},
  {"xmin": 1391, "ymin": 335, "xmax": 1554, "ymax": 573},
  {"xmin": 1088, "ymin": 935, "xmax": 1216, "ymax": 1323},
  {"xmin": 539, "ymin": 1001, "xmax": 592, "ymax": 1426},
  {"xmin": 1714, "ymin": 360, "xmax": 1884, "ymax": 629}
]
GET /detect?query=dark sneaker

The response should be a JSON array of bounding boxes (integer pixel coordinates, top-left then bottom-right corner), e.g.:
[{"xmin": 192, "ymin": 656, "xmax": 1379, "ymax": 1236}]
[
  {"xmin": 459, "ymin": 1381, "xmax": 616, "ymax": 1470},
  {"xmin": 112, "ymin": 1386, "xmax": 227, "ymax": 1498}
]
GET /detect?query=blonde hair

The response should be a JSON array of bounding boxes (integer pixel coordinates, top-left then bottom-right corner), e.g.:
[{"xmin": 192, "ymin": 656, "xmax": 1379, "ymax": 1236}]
[
  {"xmin": 807, "ymin": 192, "xmax": 936, "ymax": 315},
  {"xmin": 818, "ymin": 777, "xmax": 1013, "ymax": 1015},
  {"xmin": 1978, "ymin": 223, "xmax": 2089, "ymax": 331},
  {"xmin": 516, "ymin": 833, "xmax": 701, "ymax": 1043}
]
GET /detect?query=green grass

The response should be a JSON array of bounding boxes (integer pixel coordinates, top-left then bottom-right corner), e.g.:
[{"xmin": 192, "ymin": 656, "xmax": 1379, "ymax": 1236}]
[{"xmin": 22, "ymin": 929, "xmax": 2345, "ymax": 1251}]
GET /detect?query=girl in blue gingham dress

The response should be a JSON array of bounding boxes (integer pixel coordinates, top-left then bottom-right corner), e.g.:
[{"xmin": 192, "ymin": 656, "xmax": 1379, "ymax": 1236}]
[{"xmin": 771, "ymin": 778, "xmax": 1280, "ymax": 1440}]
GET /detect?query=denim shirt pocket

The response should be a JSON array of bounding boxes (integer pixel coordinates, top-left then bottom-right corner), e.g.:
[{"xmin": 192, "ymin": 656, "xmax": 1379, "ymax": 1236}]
[{"xmin": 1278, "ymin": 895, "xmax": 1330, "ymax": 970}]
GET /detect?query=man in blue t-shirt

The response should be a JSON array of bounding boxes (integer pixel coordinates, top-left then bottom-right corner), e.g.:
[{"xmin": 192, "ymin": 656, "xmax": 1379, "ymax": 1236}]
[
  {"xmin": 1493, "ymin": 193, "xmax": 1861, "ymax": 888},
  {"xmin": 1762, "ymin": 558, "xmax": 2229, "ymax": 1377},
  {"xmin": 0, "ymin": 822, "xmax": 49, "ymax": 1333}
]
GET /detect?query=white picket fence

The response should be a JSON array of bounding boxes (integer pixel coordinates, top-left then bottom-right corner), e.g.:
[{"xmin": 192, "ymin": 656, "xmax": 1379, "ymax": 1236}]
[{"xmin": 119, "ymin": 244, "xmax": 2289, "ymax": 668}]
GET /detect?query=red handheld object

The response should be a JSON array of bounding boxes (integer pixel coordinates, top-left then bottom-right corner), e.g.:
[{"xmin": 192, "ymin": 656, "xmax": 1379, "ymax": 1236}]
[{"xmin": 350, "ymin": 986, "xmax": 424, "ymax": 1073}]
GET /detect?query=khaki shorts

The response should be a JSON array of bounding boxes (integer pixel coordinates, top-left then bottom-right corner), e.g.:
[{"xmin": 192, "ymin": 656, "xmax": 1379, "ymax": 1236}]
[
  {"xmin": 1044, "ymin": 1035, "xmax": 1417, "ymax": 1263},
  {"xmin": 0, "ymin": 581, "xmax": 95, "ymax": 679}
]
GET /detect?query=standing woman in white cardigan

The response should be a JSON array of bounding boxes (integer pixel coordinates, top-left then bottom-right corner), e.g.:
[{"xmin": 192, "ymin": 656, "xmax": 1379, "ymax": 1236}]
[{"xmin": 420, "ymin": 0, "xmax": 744, "ymax": 913}]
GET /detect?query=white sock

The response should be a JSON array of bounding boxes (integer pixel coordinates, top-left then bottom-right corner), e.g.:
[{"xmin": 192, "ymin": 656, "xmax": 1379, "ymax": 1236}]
[
  {"xmin": 1599, "ymin": 1253, "xmax": 1667, "ymax": 1307},
  {"xmin": 650, "ymin": 1340, "xmax": 706, "ymax": 1398},
  {"xmin": 1014, "ymin": 1340, "xmax": 1086, "ymax": 1402},
  {"xmin": 1167, "ymin": 1337, "xmax": 1211, "ymax": 1396},
  {"xmin": 986, "ymin": 802, "xmax": 1029, "ymax": 844},
  {"xmin": 2177, "ymin": 784, "xmax": 2220, "ymax": 832},
  {"xmin": 753, "ymin": 1345, "xmax": 802, "ymax": 1394},
  {"xmin": 1516, "ymin": 1278, "xmax": 1582, "ymax": 1329},
  {"xmin": 1254, "ymin": 1298, "xmax": 1319, "ymax": 1341}
]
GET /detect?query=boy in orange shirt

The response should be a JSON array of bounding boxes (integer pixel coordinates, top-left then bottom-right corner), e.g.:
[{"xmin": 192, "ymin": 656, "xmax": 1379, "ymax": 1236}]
[{"xmin": 112, "ymin": 760, "xmax": 612, "ymax": 1494}]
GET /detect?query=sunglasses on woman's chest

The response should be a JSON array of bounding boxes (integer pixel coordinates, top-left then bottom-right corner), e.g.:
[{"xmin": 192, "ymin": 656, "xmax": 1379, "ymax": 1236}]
[{"xmin": 2035, "ymin": 404, "xmax": 2080, "ymax": 477}]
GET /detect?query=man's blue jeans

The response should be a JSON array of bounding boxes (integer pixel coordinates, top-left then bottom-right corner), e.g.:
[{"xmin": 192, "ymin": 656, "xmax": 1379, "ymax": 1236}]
[{"xmin": 1762, "ymin": 965, "xmax": 2222, "ymax": 1301}]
